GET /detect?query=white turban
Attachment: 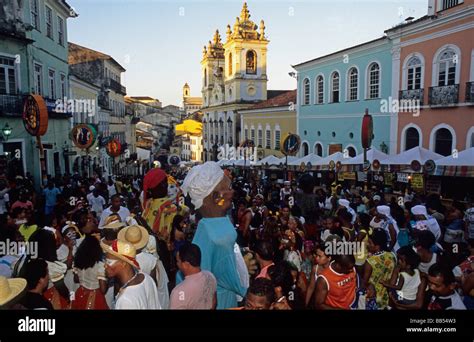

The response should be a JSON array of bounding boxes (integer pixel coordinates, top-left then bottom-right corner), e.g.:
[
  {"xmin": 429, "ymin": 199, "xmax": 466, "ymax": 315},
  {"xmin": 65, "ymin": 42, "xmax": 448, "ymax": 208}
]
[
  {"xmin": 376, "ymin": 205, "xmax": 391, "ymax": 217},
  {"xmin": 181, "ymin": 161, "xmax": 224, "ymax": 209},
  {"xmin": 411, "ymin": 205, "xmax": 428, "ymax": 218},
  {"xmin": 338, "ymin": 199, "xmax": 350, "ymax": 208}
]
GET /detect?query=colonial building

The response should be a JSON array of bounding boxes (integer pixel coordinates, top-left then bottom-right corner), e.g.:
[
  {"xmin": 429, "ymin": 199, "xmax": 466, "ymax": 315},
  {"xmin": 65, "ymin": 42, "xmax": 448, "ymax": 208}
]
[
  {"xmin": 386, "ymin": 0, "xmax": 474, "ymax": 155},
  {"xmin": 239, "ymin": 90, "xmax": 296, "ymax": 159},
  {"xmin": 292, "ymin": 37, "xmax": 395, "ymax": 158},
  {"xmin": 202, "ymin": 2, "xmax": 274, "ymax": 161},
  {"xmin": 0, "ymin": 0, "xmax": 76, "ymax": 186},
  {"xmin": 68, "ymin": 42, "xmax": 127, "ymax": 176},
  {"xmin": 182, "ymin": 83, "xmax": 202, "ymax": 116}
]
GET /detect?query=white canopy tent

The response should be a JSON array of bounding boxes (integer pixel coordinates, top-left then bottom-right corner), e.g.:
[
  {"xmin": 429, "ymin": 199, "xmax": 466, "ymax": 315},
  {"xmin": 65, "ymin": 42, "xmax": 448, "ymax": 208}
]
[
  {"xmin": 434, "ymin": 147, "xmax": 474, "ymax": 166},
  {"xmin": 255, "ymin": 155, "xmax": 281, "ymax": 166},
  {"xmin": 288, "ymin": 153, "xmax": 322, "ymax": 166},
  {"xmin": 380, "ymin": 146, "xmax": 443, "ymax": 165},
  {"xmin": 278, "ymin": 156, "xmax": 299, "ymax": 165},
  {"xmin": 341, "ymin": 148, "xmax": 388, "ymax": 165},
  {"xmin": 312, "ymin": 152, "xmax": 346, "ymax": 166}
]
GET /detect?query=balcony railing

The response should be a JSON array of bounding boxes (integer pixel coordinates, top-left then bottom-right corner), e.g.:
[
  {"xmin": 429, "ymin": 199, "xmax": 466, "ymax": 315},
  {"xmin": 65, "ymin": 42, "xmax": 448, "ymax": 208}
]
[
  {"xmin": 399, "ymin": 88, "xmax": 424, "ymax": 106},
  {"xmin": 466, "ymin": 82, "xmax": 474, "ymax": 104},
  {"xmin": 106, "ymin": 78, "xmax": 127, "ymax": 95},
  {"xmin": 428, "ymin": 84, "xmax": 459, "ymax": 106},
  {"xmin": 0, "ymin": 93, "xmax": 25, "ymax": 116}
]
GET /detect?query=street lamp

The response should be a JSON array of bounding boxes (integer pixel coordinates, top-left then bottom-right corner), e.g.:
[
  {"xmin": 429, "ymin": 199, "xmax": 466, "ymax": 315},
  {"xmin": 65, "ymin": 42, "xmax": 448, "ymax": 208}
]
[{"xmin": 1, "ymin": 123, "xmax": 12, "ymax": 141}]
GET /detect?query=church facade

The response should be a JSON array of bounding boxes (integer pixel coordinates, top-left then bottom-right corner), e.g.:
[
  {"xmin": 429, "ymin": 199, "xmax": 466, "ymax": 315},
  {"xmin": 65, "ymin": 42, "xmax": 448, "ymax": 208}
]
[{"xmin": 201, "ymin": 2, "xmax": 270, "ymax": 161}]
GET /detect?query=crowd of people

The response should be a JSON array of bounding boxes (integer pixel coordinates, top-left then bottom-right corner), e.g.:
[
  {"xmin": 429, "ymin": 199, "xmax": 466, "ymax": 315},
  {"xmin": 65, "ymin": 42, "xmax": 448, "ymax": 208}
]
[{"xmin": 0, "ymin": 162, "xmax": 473, "ymax": 310}]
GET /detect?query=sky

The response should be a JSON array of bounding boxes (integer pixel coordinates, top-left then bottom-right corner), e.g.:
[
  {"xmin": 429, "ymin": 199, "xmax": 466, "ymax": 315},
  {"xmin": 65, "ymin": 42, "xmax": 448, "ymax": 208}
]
[{"xmin": 67, "ymin": 0, "xmax": 428, "ymax": 107}]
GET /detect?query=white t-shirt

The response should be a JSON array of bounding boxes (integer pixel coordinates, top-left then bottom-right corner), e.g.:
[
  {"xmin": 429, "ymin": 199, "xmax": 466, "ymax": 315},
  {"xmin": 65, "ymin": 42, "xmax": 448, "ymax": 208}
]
[
  {"xmin": 88, "ymin": 195, "xmax": 106, "ymax": 215},
  {"xmin": 115, "ymin": 272, "xmax": 161, "ymax": 309},
  {"xmin": 107, "ymin": 184, "xmax": 117, "ymax": 197},
  {"xmin": 419, "ymin": 253, "xmax": 437, "ymax": 274},
  {"xmin": 397, "ymin": 269, "xmax": 421, "ymax": 301},
  {"xmin": 99, "ymin": 206, "xmax": 130, "ymax": 227}
]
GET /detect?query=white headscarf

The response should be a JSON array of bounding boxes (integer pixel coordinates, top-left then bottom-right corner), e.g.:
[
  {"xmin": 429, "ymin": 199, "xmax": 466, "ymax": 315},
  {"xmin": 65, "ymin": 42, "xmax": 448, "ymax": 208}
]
[
  {"xmin": 411, "ymin": 205, "xmax": 428, "ymax": 218},
  {"xmin": 376, "ymin": 205, "xmax": 391, "ymax": 217},
  {"xmin": 181, "ymin": 162, "xmax": 224, "ymax": 209}
]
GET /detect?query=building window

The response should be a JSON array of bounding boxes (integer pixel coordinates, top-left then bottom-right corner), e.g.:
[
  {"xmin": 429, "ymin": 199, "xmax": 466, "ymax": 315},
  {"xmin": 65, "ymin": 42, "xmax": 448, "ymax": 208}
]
[
  {"xmin": 275, "ymin": 130, "xmax": 281, "ymax": 150},
  {"xmin": 368, "ymin": 63, "xmax": 380, "ymax": 98},
  {"xmin": 45, "ymin": 6, "xmax": 53, "ymax": 39},
  {"xmin": 251, "ymin": 128, "xmax": 255, "ymax": 143},
  {"xmin": 30, "ymin": 0, "xmax": 39, "ymax": 30},
  {"xmin": 302, "ymin": 142, "xmax": 309, "ymax": 156},
  {"xmin": 407, "ymin": 56, "xmax": 422, "ymax": 90},
  {"xmin": 266, "ymin": 129, "xmax": 271, "ymax": 149},
  {"xmin": 316, "ymin": 75, "xmax": 324, "ymax": 104},
  {"xmin": 48, "ymin": 69, "xmax": 56, "ymax": 99},
  {"xmin": 244, "ymin": 128, "xmax": 249, "ymax": 140},
  {"xmin": 258, "ymin": 128, "xmax": 263, "ymax": 147},
  {"xmin": 434, "ymin": 128, "xmax": 453, "ymax": 156},
  {"xmin": 60, "ymin": 73, "xmax": 66, "ymax": 98},
  {"xmin": 0, "ymin": 57, "xmax": 17, "ymax": 95},
  {"xmin": 315, "ymin": 143, "xmax": 323, "ymax": 156},
  {"xmin": 348, "ymin": 67, "xmax": 358, "ymax": 101},
  {"xmin": 246, "ymin": 50, "xmax": 257, "ymax": 74},
  {"xmin": 34, "ymin": 63, "xmax": 43, "ymax": 95},
  {"xmin": 405, "ymin": 127, "xmax": 420, "ymax": 150},
  {"xmin": 437, "ymin": 50, "xmax": 456, "ymax": 86},
  {"xmin": 58, "ymin": 16, "xmax": 65, "ymax": 46},
  {"xmin": 303, "ymin": 78, "xmax": 310, "ymax": 105},
  {"xmin": 442, "ymin": 0, "xmax": 460, "ymax": 10},
  {"xmin": 228, "ymin": 53, "xmax": 233, "ymax": 76},
  {"xmin": 331, "ymin": 72, "xmax": 340, "ymax": 103},
  {"xmin": 347, "ymin": 146, "xmax": 356, "ymax": 157},
  {"xmin": 204, "ymin": 68, "xmax": 207, "ymax": 87}
]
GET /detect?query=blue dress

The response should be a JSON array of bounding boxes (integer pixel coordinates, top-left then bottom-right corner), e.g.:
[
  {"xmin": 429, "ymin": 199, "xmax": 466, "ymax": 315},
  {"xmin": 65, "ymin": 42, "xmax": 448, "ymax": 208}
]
[{"xmin": 187, "ymin": 216, "xmax": 247, "ymax": 309}]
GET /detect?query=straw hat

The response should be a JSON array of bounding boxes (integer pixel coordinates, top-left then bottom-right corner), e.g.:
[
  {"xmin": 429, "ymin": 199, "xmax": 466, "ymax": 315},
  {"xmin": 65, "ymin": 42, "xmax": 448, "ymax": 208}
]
[
  {"xmin": 101, "ymin": 220, "xmax": 126, "ymax": 231},
  {"xmin": 0, "ymin": 276, "xmax": 26, "ymax": 306},
  {"xmin": 101, "ymin": 240, "xmax": 140, "ymax": 270},
  {"xmin": 118, "ymin": 225, "xmax": 149, "ymax": 251}
]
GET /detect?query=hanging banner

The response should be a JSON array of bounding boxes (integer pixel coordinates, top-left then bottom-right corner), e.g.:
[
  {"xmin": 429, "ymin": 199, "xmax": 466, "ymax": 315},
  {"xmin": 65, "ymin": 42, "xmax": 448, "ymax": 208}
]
[
  {"xmin": 384, "ymin": 173, "xmax": 394, "ymax": 186},
  {"xmin": 357, "ymin": 172, "xmax": 367, "ymax": 182},
  {"xmin": 373, "ymin": 173, "xmax": 384, "ymax": 183},
  {"xmin": 343, "ymin": 172, "xmax": 356, "ymax": 180},
  {"xmin": 397, "ymin": 173, "xmax": 409, "ymax": 183},
  {"xmin": 23, "ymin": 94, "xmax": 48, "ymax": 136},
  {"xmin": 411, "ymin": 173, "xmax": 424, "ymax": 189},
  {"xmin": 361, "ymin": 109, "xmax": 373, "ymax": 149}
]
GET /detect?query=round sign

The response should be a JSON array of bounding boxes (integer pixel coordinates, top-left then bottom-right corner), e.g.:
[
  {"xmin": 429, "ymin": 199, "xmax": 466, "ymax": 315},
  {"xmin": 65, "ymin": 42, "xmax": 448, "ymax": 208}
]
[
  {"xmin": 361, "ymin": 110, "xmax": 373, "ymax": 149},
  {"xmin": 71, "ymin": 124, "xmax": 97, "ymax": 149},
  {"xmin": 281, "ymin": 133, "xmax": 301, "ymax": 156},
  {"xmin": 328, "ymin": 160, "xmax": 335, "ymax": 170},
  {"xmin": 372, "ymin": 159, "xmax": 381, "ymax": 170},
  {"xmin": 411, "ymin": 160, "xmax": 421, "ymax": 172},
  {"xmin": 106, "ymin": 139, "xmax": 122, "ymax": 157},
  {"xmin": 424, "ymin": 159, "xmax": 436, "ymax": 174},
  {"xmin": 22, "ymin": 94, "xmax": 48, "ymax": 136},
  {"xmin": 336, "ymin": 161, "xmax": 342, "ymax": 171},
  {"xmin": 363, "ymin": 161, "xmax": 371, "ymax": 172},
  {"xmin": 168, "ymin": 154, "xmax": 181, "ymax": 166}
]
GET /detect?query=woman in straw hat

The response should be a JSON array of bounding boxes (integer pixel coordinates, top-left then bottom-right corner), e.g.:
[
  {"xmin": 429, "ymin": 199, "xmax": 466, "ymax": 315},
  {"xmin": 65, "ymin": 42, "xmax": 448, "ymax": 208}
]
[
  {"xmin": 71, "ymin": 235, "xmax": 108, "ymax": 310},
  {"xmin": 180, "ymin": 161, "xmax": 248, "ymax": 309},
  {"xmin": 102, "ymin": 240, "xmax": 161, "ymax": 309},
  {"xmin": 0, "ymin": 276, "xmax": 26, "ymax": 309},
  {"xmin": 118, "ymin": 224, "xmax": 169, "ymax": 309}
]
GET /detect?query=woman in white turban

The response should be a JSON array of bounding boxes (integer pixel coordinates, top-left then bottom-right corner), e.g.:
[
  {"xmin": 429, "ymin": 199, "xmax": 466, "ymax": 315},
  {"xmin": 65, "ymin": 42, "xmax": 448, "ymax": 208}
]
[{"xmin": 179, "ymin": 162, "xmax": 247, "ymax": 309}]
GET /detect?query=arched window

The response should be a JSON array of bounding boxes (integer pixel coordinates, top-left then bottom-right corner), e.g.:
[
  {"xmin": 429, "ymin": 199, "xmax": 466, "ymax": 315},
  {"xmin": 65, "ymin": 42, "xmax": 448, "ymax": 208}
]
[
  {"xmin": 407, "ymin": 56, "xmax": 422, "ymax": 90},
  {"xmin": 314, "ymin": 143, "xmax": 323, "ymax": 157},
  {"xmin": 331, "ymin": 72, "xmax": 340, "ymax": 103},
  {"xmin": 368, "ymin": 63, "xmax": 380, "ymax": 98},
  {"xmin": 303, "ymin": 78, "xmax": 310, "ymax": 105},
  {"xmin": 302, "ymin": 142, "xmax": 309, "ymax": 156},
  {"xmin": 246, "ymin": 50, "xmax": 257, "ymax": 74},
  {"xmin": 347, "ymin": 146, "xmax": 356, "ymax": 157},
  {"xmin": 437, "ymin": 50, "xmax": 456, "ymax": 86},
  {"xmin": 434, "ymin": 128, "xmax": 453, "ymax": 156},
  {"xmin": 204, "ymin": 68, "xmax": 207, "ymax": 87},
  {"xmin": 316, "ymin": 75, "xmax": 324, "ymax": 104},
  {"xmin": 228, "ymin": 53, "xmax": 233, "ymax": 76},
  {"xmin": 405, "ymin": 127, "xmax": 420, "ymax": 150},
  {"xmin": 348, "ymin": 67, "xmax": 358, "ymax": 101}
]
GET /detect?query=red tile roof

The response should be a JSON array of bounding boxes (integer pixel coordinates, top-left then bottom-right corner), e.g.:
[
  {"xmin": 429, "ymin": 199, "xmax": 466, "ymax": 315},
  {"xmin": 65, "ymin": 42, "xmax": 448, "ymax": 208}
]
[{"xmin": 249, "ymin": 90, "xmax": 296, "ymax": 110}]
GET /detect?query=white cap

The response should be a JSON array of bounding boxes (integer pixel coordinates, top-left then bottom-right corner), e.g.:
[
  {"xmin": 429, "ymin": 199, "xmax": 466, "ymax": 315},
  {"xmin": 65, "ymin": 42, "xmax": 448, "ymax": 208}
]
[
  {"xmin": 89, "ymin": 185, "xmax": 95, "ymax": 191},
  {"xmin": 376, "ymin": 205, "xmax": 390, "ymax": 217},
  {"xmin": 411, "ymin": 205, "xmax": 428, "ymax": 218},
  {"xmin": 373, "ymin": 195, "xmax": 381, "ymax": 201}
]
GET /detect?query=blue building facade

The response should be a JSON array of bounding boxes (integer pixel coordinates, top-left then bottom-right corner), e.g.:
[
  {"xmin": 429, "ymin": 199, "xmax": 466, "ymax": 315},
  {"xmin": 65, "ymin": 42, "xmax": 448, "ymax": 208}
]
[{"xmin": 293, "ymin": 37, "xmax": 398, "ymax": 158}]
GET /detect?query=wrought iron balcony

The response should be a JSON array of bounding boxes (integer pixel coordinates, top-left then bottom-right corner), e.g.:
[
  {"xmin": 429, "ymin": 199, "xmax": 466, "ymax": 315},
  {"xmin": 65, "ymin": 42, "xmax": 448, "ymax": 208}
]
[
  {"xmin": 399, "ymin": 88, "xmax": 424, "ymax": 105},
  {"xmin": 428, "ymin": 84, "xmax": 459, "ymax": 107},
  {"xmin": 106, "ymin": 78, "xmax": 127, "ymax": 95},
  {"xmin": 466, "ymin": 82, "xmax": 474, "ymax": 104},
  {"xmin": 0, "ymin": 93, "xmax": 24, "ymax": 116}
]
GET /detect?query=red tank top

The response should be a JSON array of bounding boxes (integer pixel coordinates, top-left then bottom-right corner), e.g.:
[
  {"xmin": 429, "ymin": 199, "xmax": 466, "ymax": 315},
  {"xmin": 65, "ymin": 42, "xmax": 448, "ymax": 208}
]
[{"xmin": 319, "ymin": 262, "xmax": 357, "ymax": 309}]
